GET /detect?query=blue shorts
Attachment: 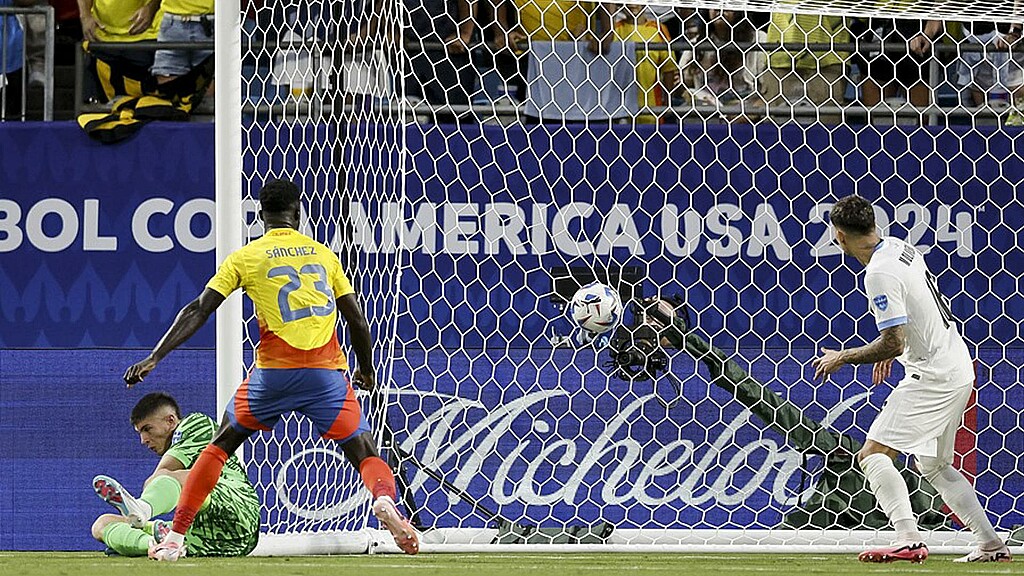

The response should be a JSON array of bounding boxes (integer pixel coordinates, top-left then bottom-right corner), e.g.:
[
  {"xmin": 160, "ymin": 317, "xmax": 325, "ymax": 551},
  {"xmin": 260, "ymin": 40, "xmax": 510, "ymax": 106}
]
[
  {"xmin": 152, "ymin": 14, "xmax": 214, "ymax": 77},
  {"xmin": 226, "ymin": 368, "xmax": 371, "ymax": 443}
]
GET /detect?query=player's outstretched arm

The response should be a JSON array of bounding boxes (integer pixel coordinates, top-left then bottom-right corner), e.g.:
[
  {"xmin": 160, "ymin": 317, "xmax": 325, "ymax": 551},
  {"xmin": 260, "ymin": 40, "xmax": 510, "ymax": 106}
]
[
  {"xmin": 337, "ymin": 293, "xmax": 375, "ymax": 390},
  {"xmin": 123, "ymin": 288, "xmax": 226, "ymax": 387},
  {"xmin": 812, "ymin": 325, "xmax": 906, "ymax": 382}
]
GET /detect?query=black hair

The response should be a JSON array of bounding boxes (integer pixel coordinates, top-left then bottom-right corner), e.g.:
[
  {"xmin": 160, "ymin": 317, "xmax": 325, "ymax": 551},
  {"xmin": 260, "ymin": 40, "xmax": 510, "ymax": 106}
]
[
  {"xmin": 131, "ymin": 392, "xmax": 181, "ymax": 425},
  {"xmin": 259, "ymin": 179, "xmax": 301, "ymax": 214},
  {"xmin": 829, "ymin": 194, "xmax": 876, "ymax": 236}
]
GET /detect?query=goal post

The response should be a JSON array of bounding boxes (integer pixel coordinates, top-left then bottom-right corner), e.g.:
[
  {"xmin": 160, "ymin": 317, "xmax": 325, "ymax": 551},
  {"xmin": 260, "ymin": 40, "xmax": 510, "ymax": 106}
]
[
  {"xmin": 225, "ymin": 0, "xmax": 1024, "ymax": 555},
  {"xmin": 214, "ymin": 0, "xmax": 243, "ymax": 421}
]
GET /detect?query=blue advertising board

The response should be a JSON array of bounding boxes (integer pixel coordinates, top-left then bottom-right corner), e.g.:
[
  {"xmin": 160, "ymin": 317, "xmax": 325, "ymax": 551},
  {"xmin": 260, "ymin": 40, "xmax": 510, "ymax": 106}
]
[{"xmin": 0, "ymin": 122, "xmax": 1021, "ymax": 551}]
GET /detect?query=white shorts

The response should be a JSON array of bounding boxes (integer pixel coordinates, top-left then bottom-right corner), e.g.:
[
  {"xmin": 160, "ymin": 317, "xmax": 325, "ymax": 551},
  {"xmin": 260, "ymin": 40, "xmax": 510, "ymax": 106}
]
[
  {"xmin": 866, "ymin": 375, "xmax": 973, "ymax": 461},
  {"xmin": 956, "ymin": 30, "xmax": 1024, "ymax": 93}
]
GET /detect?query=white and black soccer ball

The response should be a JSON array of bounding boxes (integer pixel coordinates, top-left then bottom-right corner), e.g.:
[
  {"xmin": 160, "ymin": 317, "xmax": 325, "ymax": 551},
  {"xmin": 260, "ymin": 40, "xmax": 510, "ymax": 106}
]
[{"xmin": 569, "ymin": 282, "xmax": 622, "ymax": 334}]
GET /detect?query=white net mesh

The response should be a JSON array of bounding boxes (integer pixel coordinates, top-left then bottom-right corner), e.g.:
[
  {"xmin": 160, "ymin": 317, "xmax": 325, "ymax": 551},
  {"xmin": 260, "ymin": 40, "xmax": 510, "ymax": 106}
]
[{"xmin": 236, "ymin": 0, "xmax": 1024, "ymax": 554}]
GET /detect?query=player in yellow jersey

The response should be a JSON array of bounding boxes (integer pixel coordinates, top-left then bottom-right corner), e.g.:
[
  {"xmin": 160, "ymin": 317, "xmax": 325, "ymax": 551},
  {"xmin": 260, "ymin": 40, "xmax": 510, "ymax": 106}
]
[{"xmin": 123, "ymin": 180, "xmax": 419, "ymax": 561}]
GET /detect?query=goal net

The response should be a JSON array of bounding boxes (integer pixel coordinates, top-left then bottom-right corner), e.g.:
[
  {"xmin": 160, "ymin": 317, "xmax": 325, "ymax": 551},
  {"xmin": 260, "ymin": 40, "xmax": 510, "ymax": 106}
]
[{"xmin": 228, "ymin": 0, "xmax": 1024, "ymax": 555}]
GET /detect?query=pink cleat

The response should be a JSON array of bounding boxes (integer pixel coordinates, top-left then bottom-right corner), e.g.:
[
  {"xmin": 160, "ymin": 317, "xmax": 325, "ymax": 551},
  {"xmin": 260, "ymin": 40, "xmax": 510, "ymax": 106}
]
[
  {"xmin": 372, "ymin": 495, "xmax": 420, "ymax": 555},
  {"xmin": 859, "ymin": 542, "xmax": 929, "ymax": 563},
  {"xmin": 954, "ymin": 545, "xmax": 1012, "ymax": 563},
  {"xmin": 148, "ymin": 539, "xmax": 187, "ymax": 562}
]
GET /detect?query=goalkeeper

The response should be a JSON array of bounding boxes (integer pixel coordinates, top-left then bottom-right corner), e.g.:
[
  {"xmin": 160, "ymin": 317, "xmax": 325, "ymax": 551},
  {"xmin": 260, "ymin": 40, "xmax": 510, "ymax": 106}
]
[
  {"xmin": 90, "ymin": 392, "xmax": 260, "ymax": 557},
  {"xmin": 614, "ymin": 297, "xmax": 949, "ymax": 531}
]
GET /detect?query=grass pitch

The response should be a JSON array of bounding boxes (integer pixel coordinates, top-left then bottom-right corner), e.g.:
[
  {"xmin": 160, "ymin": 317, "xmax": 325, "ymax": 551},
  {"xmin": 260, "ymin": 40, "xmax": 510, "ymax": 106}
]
[{"xmin": 2, "ymin": 552, "xmax": 1024, "ymax": 576}]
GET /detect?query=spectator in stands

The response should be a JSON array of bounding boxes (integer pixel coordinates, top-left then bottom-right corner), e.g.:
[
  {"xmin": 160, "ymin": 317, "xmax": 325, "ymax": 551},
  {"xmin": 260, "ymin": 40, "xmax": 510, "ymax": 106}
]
[
  {"xmin": 739, "ymin": 12, "xmax": 771, "ymax": 101},
  {"xmin": 674, "ymin": 8, "xmax": 708, "ymax": 104},
  {"xmin": 491, "ymin": 0, "xmax": 525, "ymax": 101},
  {"xmin": 956, "ymin": 20, "xmax": 1023, "ymax": 121},
  {"xmin": 79, "ymin": 0, "xmax": 161, "ymax": 44},
  {"xmin": 683, "ymin": 9, "xmax": 719, "ymax": 104},
  {"xmin": 613, "ymin": 4, "xmax": 679, "ymax": 123},
  {"xmin": 762, "ymin": 12, "xmax": 850, "ymax": 124},
  {"xmin": 497, "ymin": 0, "xmax": 611, "ymax": 55},
  {"xmin": 0, "ymin": 0, "xmax": 25, "ymax": 119},
  {"xmin": 20, "ymin": 0, "xmax": 45, "ymax": 86},
  {"xmin": 706, "ymin": 10, "xmax": 745, "ymax": 100},
  {"xmin": 330, "ymin": 0, "xmax": 391, "ymax": 111},
  {"xmin": 691, "ymin": 10, "xmax": 770, "ymax": 106},
  {"xmin": 475, "ymin": 0, "xmax": 530, "ymax": 107},
  {"xmin": 648, "ymin": 3, "xmax": 682, "ymax": 39},
  {"xmin": 402, "ymin": 0, "xmax": 476, "ymax": 117},
  {"xmin": 77, "ymin": 0, "xmax": 163, "ymax": 101},
  {"xmin": 150, "ymin": 0, "xmax": 213, "ymax": 86},
  {"xmin": 678, "ymin": 10, "xmax": 769, "ymax": 107},
  {"xmin": 75, "ymin": 0, "xmax": 214, "ymax": 126},
  {"xmin": 495, "ymin": 0, "xmax": 612, "ymax": 104},
  {"xmin": 50, "ymin": 0, "xmax": 84, "ymax": 64},
  {"xmin": 851, "ymin": 18, "xmax": 943, "ymax": 109}
]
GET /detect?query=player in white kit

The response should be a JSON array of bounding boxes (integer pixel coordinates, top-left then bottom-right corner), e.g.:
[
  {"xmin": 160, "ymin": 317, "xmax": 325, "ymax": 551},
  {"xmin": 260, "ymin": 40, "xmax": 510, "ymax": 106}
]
[{"xmin": 812, "ymin": 195, "xmax": 1011, "ymax": 564}]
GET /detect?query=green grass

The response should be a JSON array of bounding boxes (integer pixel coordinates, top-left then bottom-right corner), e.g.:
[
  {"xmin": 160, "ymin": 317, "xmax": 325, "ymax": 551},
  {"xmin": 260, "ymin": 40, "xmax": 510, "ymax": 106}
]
[{"xmin": 2, "ymin": 553, "xmax": 1024, "ymax": 576}]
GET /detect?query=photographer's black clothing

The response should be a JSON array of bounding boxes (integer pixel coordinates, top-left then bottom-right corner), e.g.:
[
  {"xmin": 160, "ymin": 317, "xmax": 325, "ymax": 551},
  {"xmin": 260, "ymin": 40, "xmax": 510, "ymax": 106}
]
[{"xmin": 608, "ymin": 297, "xmax": 952, "ymax": 530}]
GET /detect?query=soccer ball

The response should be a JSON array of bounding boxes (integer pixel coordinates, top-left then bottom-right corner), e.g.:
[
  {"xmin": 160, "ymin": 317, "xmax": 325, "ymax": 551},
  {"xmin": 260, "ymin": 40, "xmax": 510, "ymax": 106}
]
[{"xmin": 569, "ymin": 282, "xmax": 622, "ymax": 334}]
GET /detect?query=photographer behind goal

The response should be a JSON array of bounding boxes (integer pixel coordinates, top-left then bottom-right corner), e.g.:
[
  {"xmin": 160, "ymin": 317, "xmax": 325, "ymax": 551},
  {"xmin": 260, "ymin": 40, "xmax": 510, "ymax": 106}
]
[{"xmin": 592, "ymin": 296, "xmax": 951, "ymax": 533}]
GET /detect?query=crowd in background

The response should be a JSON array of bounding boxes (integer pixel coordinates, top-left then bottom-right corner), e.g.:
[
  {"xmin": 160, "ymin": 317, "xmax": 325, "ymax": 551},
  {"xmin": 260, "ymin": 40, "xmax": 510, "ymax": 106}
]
[
  {"xmin": 1, "ymin": 0, "xmax": 1023, "ymax": 124},
  {"xmin": 0, "ymin": 0, "xmax": 212, "ymax": 121},
  {"xmin": 384, "ymin": 3, "xmax": 1024, "ymax": 125}
]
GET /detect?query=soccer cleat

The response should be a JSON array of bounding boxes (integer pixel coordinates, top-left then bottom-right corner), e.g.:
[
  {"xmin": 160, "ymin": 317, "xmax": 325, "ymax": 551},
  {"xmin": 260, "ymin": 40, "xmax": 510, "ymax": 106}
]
[
  {"xmin": 858, "ymin": 542, "xmax": 929, "ymax": 563},
  {"xmin": 954, "ymin": 545, "xmax": 1012, "ymax": 563},
  {"xmin": 93, "ymin": 475, "xmax": 148, "ymax": 528},
  {"xmin": 151, "ymin": 519, "xmax": 172, "ymax": 544},
  {"xmin": 148, "ymin": 539, "xmax": 186, "ymax": 562},
  {"xmin": 372, "ymin": 495, "xmax": 420, "ymax": 555}
]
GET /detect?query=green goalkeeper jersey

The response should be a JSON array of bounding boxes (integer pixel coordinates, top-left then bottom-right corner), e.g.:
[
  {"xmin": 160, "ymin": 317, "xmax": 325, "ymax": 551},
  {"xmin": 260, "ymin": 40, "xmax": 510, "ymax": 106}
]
[{"xmin": 165, "ymin": 413, "xmax": 260, "ymax": 556}]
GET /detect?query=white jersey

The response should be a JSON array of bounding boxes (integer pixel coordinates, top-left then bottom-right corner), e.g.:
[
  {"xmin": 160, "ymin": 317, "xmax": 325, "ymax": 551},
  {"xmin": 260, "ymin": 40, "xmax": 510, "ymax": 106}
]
[{"xmin": 863, "ymin": 237, "xmax": 973, "ymax": 388}]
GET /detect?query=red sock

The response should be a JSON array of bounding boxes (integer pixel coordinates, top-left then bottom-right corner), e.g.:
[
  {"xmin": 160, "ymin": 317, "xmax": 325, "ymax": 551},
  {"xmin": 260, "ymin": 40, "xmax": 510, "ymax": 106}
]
[
  {"xmin": 359, "ymin": 456, "xmax": 397, "ymax": 501},
  {"xmin": 171, "ymin": 444, "xmax": 228, "ymax": 534}
]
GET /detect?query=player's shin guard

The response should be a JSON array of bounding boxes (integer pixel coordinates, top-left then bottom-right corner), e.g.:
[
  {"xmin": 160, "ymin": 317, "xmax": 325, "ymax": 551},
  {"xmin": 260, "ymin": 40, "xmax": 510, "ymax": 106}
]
[
  {"xmin": 171, "ymin": 444, "xmax": 228, "ymax": 535},
  {"xmin": 102, "ymin": 521, "xmax": 152, "ymax": 557},
  {"xmin": 359, "ymin": 456, "xmax": 397, "ymax": 501}
]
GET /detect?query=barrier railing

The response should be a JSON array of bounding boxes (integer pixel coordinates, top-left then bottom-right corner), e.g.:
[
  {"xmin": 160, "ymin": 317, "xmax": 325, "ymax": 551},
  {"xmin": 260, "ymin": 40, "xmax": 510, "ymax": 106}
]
[
  {"xmin": 0, "ymin": 5, "xmax": 54, "ymax": 121},
  {"xmin": 73, "ymin": 35, "xmax": 1016, "ymax": 124}
]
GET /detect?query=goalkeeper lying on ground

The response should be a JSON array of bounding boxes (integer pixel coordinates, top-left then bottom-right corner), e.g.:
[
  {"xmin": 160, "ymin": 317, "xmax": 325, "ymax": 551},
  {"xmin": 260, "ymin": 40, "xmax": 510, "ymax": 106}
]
[{"xmin": 90, "ymin": 392, "xmax": 260, "ymax": 557}]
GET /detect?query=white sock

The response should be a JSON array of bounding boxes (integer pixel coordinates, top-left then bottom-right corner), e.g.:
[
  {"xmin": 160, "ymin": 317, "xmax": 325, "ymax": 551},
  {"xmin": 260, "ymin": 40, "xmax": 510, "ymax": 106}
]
[
  {"xmin": 919, "ymin": 459, "xmax": 1000, "ymax": 547},
  {"xmin": 124, "ymin": 491, "xmax": 153, "ymax": 521},
  {"xmin": 164, "ymin": 530, "xmax": 186, "ymax": 546},
  {"xmin": 140, "ymin": 500, "xmax": 153, "ymax": 520},
  {"xmin": 861, "ymin": 453, "xmax": 922, "ymax": 542},
  {"xmin": 893, "ymin": 518, "xmax": 919, "ymax": 539}
]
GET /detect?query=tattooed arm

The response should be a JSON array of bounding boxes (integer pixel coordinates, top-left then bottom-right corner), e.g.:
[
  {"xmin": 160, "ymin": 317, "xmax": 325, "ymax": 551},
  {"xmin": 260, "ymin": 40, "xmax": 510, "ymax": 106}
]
[{"xmin": 812, "ymin": 324, "xmax": 905, "ymax": 381}]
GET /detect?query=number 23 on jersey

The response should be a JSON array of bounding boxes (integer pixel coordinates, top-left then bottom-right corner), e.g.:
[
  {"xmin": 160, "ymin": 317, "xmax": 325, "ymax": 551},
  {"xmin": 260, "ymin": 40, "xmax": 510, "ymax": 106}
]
[{"xmin": 269, "ymin": 263, "xmax": 336, "ymax": 322}]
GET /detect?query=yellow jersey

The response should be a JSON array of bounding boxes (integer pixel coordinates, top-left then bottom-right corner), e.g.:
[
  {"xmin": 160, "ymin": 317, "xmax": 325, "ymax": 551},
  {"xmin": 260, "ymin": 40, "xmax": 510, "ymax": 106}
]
[
  {"xmin": 91, "ymin": 0, "xmax": 162, "ymax": 42},
  {"xmin": 162, "ymin": 0, "xmax": 213, "ymax": 16},
  {"xmin": 767, "ymin": 13, "xmax": 849, "ymax": 70},
  {"xmin": 614, "ymin": 19, "xmax": 674, "ymax": 124},
  {"xmin": 516, "ymin": 0, "xmax": 593, "ymax": 41},
  {"xmin": 206, "ymin": 228, "xmax": 355, "ymax": 370}
]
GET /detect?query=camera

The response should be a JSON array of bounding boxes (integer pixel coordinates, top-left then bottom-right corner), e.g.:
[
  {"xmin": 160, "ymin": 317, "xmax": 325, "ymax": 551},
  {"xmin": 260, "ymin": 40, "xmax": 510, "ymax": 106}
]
[
  {"xmin": 604, "ymin": 295, "xmax": 687, "ymax": 382},
  {"xmin": 605, "ymin": 323, "xmax": 669, "ymax": 381}
]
